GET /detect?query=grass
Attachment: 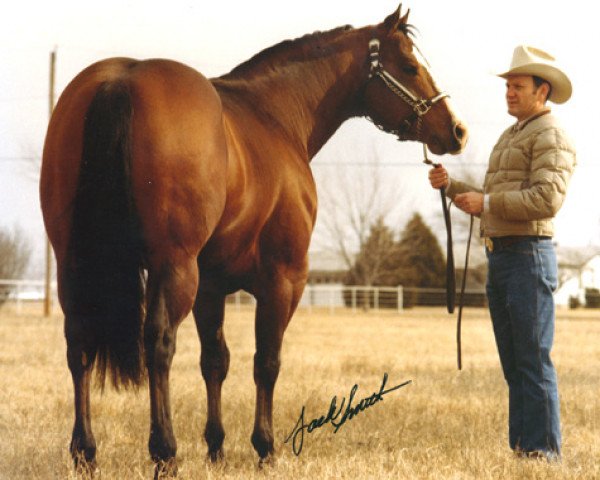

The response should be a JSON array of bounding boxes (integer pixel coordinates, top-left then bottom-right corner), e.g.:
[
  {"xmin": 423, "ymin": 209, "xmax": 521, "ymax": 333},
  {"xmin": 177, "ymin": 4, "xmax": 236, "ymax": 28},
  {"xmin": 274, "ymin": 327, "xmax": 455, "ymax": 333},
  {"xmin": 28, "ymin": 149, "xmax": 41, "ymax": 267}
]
[{"xmin": 0, "ymin": 304, "xmax": 598, "ymax": 479}]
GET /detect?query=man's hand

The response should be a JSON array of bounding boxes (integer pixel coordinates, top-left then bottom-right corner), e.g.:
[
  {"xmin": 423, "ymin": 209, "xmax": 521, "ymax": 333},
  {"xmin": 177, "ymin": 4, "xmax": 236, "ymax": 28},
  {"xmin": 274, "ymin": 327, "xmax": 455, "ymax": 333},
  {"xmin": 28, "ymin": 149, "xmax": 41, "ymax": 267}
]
[
  {"xmin": 428, "ymin": 165, "xmax": 449, "ymax": 190},
  {"xmin": 454, "ymin": 192, "xmax": 484, "ymax": 215}
]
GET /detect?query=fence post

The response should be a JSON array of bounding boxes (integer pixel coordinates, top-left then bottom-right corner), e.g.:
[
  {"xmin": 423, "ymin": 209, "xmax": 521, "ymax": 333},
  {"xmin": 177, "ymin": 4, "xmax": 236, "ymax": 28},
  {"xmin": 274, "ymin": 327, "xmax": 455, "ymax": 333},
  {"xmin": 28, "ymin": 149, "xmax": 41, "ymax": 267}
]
[
  {"xmin": 16, "ymin": 282, "xmax": 22, "ymax": 315},
  {"xmin": 397, "ymin": 286, "xmax": 403, "ymax": 313}
]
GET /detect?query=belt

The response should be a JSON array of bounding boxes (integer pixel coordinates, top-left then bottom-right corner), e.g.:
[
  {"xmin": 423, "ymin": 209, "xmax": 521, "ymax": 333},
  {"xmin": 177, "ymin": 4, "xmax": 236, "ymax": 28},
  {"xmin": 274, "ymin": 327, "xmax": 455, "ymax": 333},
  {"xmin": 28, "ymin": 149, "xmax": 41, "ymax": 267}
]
[{"xmin": 485, "ymin": 235, "xmax": 551, "ymax": 252}]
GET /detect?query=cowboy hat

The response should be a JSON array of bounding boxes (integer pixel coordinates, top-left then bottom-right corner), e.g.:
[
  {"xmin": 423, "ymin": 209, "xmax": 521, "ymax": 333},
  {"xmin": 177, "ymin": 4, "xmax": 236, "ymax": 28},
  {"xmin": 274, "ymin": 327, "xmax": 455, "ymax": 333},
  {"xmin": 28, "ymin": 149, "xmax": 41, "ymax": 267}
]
[{"xmin": 497, "ymin": 45, "xmax": 572, "ymax": 104}]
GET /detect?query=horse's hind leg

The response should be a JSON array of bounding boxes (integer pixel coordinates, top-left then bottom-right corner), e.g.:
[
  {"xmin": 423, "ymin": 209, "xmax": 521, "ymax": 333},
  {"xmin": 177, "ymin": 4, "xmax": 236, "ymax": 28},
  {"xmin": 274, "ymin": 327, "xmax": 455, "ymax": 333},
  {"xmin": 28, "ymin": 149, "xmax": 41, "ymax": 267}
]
[
  {"xmin": 251, "ymin": 274, "xmax": 304, "ymax": 461},
  {"xmin": 65, "ymin": 315, "xmax": 98, "ymax": 475},
  {"xmin": 192, "ymin": 286, "xmax": 229, "ymax": 462},
  {"xmin": 144, "ymin": 259, "xmax": 199, "ymax": 478}
]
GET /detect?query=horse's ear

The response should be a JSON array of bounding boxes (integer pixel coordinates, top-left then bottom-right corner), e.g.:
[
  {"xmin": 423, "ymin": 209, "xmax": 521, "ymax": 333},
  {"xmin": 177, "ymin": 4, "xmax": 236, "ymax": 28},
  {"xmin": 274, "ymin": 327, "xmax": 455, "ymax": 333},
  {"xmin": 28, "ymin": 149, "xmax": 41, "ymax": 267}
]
[
  {"xmin": 400, "ymin": 8, "xmax": 410, "ymax": 26},
  {"xmin": 383, "ymin": 3, "xmax": 410, "ymax": 32}
]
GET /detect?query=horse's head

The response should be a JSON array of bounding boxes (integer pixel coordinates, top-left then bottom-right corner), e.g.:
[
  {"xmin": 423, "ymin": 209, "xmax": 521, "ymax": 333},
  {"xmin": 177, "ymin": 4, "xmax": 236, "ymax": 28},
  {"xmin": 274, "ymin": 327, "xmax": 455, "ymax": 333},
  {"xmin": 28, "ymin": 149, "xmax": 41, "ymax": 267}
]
[{"xmin": 362, "ymin": 5, "xmax": 468, "ymax": 155}]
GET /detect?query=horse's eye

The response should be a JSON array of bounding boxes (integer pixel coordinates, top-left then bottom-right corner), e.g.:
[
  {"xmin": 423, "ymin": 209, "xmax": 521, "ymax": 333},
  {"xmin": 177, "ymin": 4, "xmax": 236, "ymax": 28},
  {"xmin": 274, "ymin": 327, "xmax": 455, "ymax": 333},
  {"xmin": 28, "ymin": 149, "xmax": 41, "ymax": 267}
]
[{"xmin": 402, "ymin": 65, "xmax": 418, "ymax": 76}]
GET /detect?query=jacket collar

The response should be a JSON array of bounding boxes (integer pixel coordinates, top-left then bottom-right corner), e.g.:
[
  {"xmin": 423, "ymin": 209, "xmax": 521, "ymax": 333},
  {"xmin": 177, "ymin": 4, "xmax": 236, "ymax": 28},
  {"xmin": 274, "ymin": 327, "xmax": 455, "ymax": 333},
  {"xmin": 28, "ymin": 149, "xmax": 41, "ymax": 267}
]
[{"xmin": 513, "ymin": 108, "xmax": 552, "ymax": 133}]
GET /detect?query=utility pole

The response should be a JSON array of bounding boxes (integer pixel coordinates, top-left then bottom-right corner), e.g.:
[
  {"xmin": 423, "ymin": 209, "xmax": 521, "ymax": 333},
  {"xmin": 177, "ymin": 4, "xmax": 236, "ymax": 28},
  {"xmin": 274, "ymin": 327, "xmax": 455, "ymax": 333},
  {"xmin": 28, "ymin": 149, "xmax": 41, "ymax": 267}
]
[{"xmin": 44, "ymin": 49, "xmax": 56, "ymax": 317}]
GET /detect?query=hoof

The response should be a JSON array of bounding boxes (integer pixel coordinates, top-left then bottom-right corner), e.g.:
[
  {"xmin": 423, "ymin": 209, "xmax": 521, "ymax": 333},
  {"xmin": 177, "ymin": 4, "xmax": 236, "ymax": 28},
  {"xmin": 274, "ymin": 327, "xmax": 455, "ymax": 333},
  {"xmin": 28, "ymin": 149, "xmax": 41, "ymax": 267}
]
[
  {"xmin": 71, "ymin": 436, "xmax": 97, "ymax": 477},
  {"xmin": 154, "ymin": 458, "xmax": 178, "ymax": 479},
  {"xmin": 258, "ymin": 453, "xmax": 277, "ymax": 469},
  {"xmin": 204, "ymin": 421, "xmax": 225, "ymax": 461},
  {"xmin": 207, "ymin": 448, "xmax": 224, "ymax": 464},
  {"xmin": 251, "ymin": 431, "xmax": 274, "ymax": 461},
  {"xmin": 72, "ymin": 451, "xmax": 98, "ymax": 478}
]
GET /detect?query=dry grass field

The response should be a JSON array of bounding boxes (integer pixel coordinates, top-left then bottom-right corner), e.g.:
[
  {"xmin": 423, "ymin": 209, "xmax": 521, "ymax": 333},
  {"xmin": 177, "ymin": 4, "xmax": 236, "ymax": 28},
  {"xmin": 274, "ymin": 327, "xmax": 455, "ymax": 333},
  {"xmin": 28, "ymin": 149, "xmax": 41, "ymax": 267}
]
[{"xmin": 0, "ymin": 304, "xmax": 598, "ymax": 479}]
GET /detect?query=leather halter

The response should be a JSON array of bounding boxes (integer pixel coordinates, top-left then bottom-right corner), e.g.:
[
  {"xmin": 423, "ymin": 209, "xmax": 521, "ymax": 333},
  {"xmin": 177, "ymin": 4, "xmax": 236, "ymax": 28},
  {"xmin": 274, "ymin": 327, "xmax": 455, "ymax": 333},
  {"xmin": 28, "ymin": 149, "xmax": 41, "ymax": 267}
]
[{"xmin": 366, "ymin": 38, "xmax": 449, "ymax": 140}]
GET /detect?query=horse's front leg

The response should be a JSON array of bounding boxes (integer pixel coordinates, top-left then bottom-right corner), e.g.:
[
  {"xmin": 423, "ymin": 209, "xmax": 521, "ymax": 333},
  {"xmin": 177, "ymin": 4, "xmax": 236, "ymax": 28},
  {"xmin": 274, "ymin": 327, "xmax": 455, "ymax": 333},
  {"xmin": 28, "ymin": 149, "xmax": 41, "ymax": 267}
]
[
  {"xmin": 192, "ymin": 287, "xmax": 229, "ymax": 462},
  {"xmin": 65, "ymin": 315, "xmax": 98, "ymax": 476},
  {"xmin": 251, "ymin": 274, "xmax": 304, "ymax": 462},
  {"xmin": 145, "ymin": 261, "xmax": 198, "ymax": 479}
]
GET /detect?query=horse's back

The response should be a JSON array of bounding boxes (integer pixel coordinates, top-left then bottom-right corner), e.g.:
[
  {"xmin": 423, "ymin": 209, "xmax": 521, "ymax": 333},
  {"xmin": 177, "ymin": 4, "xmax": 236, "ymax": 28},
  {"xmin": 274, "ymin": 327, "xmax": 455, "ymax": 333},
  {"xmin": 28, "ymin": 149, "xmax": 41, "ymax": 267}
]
[{"xmin": 41, "ymin": 58, "xmax": 228, "ymax": 270}]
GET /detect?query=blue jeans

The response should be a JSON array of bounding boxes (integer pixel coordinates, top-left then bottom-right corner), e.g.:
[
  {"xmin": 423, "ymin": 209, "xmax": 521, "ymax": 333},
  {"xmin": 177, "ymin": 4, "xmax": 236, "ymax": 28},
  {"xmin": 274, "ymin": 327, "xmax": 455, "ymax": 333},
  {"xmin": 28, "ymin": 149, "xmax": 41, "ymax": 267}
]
[{"xmin": 486, "ymin": 237, "xmax": 561, "ymax": 456}]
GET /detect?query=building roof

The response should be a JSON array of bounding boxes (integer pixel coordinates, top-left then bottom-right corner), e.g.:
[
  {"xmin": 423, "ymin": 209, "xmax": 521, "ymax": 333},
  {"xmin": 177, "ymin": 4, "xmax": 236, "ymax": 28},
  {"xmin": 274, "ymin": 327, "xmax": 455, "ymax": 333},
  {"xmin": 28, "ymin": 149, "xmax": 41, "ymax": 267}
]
[
  {"xmin": 308, "ymin": 245, "xmax": 600, "ymax": 274},
  {"xmin": 308, "ymin": 250, "xmax": 351, "ymax": 272},
  {"xmin": 556, "ymin": 245, "xmax": 600, "ymax": 268}
]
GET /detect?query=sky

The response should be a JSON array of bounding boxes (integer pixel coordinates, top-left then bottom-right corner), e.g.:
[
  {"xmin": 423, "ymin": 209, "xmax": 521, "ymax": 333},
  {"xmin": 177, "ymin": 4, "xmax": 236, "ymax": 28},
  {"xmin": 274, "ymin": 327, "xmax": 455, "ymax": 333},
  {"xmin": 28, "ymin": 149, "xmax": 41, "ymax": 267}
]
[{"xmin": 1, "ymin": 0, "xmax": 598, "ymax": 277}]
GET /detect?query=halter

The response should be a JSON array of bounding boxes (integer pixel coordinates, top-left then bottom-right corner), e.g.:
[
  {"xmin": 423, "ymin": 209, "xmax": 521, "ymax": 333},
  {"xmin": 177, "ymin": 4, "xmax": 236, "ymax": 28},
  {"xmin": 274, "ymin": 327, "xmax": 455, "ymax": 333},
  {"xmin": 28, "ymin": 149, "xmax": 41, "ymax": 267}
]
[{"xmin": 366, "ymin": 38, "xmax": 449, "ymax": 140}]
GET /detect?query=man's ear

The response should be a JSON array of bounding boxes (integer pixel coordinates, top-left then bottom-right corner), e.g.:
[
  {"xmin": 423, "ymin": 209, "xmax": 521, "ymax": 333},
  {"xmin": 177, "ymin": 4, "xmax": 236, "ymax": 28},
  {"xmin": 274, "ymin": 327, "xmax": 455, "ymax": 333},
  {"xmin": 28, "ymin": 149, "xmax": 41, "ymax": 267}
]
[{"xmin": 539, "ymin": 81, "xmax": 551, "ymax": 103}]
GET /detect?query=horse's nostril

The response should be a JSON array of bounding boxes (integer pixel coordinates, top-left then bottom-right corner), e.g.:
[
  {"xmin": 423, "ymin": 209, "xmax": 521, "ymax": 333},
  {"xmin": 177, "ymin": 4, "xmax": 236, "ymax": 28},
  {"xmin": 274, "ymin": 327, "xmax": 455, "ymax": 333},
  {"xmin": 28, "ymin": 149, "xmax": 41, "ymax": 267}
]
[{"xmin": 453, "ymin": 122, "xmax": 467, "ymax": 142}]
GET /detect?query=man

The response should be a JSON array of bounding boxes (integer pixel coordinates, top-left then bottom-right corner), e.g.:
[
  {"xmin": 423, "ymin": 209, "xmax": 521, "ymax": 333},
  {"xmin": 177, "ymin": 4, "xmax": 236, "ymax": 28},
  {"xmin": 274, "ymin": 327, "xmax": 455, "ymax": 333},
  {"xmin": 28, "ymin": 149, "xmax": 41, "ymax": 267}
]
[{"xmin": 428, "ymin": 45, "xmax": 576, "ymax": 460}]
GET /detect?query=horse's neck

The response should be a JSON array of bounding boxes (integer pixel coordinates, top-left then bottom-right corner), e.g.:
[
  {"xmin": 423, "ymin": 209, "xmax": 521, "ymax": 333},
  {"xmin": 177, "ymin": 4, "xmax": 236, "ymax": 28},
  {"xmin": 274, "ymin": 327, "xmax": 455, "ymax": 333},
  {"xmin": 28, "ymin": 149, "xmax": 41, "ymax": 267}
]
[{"xmin": 216, "ymin": 29, "xmax": 370, "ymax": 160}]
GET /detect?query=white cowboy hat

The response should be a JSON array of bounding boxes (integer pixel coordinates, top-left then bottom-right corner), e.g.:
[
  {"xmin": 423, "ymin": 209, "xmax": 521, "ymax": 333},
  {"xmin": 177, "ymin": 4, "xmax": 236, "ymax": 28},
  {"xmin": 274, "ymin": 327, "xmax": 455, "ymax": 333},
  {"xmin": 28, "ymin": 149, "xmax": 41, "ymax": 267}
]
[{"xmin": 497, "ymin": 45, "xmax": 572, "ymax": 104}]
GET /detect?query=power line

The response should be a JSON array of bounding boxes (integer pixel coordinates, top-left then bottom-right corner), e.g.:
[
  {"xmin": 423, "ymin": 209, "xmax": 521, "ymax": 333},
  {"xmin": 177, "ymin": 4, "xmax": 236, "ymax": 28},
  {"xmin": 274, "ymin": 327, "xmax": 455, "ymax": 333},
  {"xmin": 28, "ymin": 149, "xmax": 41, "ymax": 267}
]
[
  {"xmin": 312, "ymin": 161, "xmax": 490, "ymax": 168},
  {"xmin": 2, "ymin": 156, "xmax": 599, "ymax": 169},
  {"xmin": 0, "ymin": 157, "xmax": 39, "ymax": 162},
  {"xmin": 0, "ymin": 96, "xmax": 47, "ymax": 102}
]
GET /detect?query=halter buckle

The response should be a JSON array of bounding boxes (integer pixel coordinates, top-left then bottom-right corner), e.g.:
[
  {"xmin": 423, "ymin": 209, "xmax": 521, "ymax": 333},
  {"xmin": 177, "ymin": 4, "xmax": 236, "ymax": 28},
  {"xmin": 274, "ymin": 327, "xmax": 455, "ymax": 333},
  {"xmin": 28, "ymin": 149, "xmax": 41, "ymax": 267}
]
[
  {"xmin": 368, "ymin": 39, "xmax": 381, "ymax": 77},
  {"xmin": 413, "ymin": 99, "xmax": 432, "ymax": 116}
]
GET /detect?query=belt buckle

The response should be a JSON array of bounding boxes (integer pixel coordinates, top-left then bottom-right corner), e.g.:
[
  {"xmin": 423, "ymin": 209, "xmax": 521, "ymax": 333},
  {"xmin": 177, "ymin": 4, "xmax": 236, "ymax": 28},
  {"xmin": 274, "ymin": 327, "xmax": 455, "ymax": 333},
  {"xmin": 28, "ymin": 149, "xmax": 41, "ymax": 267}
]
[{"xmin": 485, "ymin": 237, "xmax": 494, "ymax": 252}]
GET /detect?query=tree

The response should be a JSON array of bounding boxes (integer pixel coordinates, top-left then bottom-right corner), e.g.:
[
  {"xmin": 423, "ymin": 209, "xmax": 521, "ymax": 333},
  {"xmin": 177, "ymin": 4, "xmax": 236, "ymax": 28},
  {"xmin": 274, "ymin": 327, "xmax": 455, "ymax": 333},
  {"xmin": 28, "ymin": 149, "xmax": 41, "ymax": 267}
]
[
  {"xmin": 345, "ymin": 217, "xmax": 399, "ymax": 286},
  {"xmin": 343, "ymin": 216, "xmax": 401, "ymax": 310},
  {"xmin": 395, "ymin": 213, "xmax": 446, "ymax": 288},
  {"xmin": 342, "ymin": 212, "xmax": 447, "ymax": 309},
  {"xmin": 311, "ymin": 132, "xmax": 406, "ymax": 272},
  {"xmin": 0, "ymin": 227, "xmax": 32, "ymax": 305},
  {"xmin": 345, "ymin": 212, "xmax": 446, "ymax": 289}
]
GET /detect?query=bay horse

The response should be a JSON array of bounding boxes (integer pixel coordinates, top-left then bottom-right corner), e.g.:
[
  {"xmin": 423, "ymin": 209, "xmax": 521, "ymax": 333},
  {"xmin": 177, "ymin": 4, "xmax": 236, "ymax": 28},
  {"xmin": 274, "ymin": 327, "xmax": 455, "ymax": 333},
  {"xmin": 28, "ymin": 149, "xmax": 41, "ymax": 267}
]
[{"xmin": 40, "ymin": 4, "xmax": 467, "ymax": 477}]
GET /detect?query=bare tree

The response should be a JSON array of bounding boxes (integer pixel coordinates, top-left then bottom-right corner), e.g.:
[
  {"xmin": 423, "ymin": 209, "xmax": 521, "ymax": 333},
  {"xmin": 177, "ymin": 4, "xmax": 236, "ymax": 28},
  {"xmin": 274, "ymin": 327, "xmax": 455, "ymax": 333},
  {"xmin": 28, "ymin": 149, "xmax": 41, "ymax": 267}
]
[
  {"xmin": 0, "ymin": 226, "xmax": 32, "ymax": 305},
  {"xmin": 346, "ymin": 216, "xmax": 399, "ymax": 286},
  {"xmin": 312, "ymin": 139, "xmax": 407, "ymax": 271}
]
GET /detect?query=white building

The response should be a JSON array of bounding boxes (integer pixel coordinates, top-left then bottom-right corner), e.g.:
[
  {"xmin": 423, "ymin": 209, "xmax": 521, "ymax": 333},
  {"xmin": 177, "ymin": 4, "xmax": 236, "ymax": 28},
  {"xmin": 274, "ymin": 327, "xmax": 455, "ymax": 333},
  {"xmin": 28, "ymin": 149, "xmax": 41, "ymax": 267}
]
[{"xmin": 555, "ymin": 246, "xmax": 600, "ymax": 307}]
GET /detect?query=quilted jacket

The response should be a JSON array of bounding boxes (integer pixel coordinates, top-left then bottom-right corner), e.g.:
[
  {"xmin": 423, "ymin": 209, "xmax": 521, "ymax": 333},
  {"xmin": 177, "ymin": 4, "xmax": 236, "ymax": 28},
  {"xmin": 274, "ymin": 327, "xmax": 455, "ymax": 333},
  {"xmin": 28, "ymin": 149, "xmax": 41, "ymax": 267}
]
[{"xmin": 446, "ymin": 111, "xmax": 576, "ymax": 238}]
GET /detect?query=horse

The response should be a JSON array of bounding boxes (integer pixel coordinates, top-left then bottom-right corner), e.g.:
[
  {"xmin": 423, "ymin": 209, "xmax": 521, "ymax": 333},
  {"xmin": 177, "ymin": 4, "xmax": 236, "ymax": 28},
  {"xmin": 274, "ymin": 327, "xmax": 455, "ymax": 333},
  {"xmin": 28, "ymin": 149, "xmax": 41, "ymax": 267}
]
[{"xmin": 40, "ymin": 4, "xmax": 467, "ymax": 477}]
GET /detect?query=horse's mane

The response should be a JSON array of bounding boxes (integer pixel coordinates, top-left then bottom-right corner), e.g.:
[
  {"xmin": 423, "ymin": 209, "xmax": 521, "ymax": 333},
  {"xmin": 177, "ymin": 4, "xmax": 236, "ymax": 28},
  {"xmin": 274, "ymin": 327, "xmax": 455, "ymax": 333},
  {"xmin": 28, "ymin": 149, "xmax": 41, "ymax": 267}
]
[
  {"xmin": 220, "ymin": 25, "xmax": 354, "ymax": 80},
  {"xmin": 220, "ymin": 22, "xmax": 416, "ymax": 80}
]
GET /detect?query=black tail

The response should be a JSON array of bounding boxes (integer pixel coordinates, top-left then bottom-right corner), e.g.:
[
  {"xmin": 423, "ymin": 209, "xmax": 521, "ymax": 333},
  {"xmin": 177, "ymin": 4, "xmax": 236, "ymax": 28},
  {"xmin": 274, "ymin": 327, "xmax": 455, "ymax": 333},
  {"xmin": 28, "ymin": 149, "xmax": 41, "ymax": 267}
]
[{"xmin": 65, "ymin": 80, "xmax": 145, "ymax": 389}]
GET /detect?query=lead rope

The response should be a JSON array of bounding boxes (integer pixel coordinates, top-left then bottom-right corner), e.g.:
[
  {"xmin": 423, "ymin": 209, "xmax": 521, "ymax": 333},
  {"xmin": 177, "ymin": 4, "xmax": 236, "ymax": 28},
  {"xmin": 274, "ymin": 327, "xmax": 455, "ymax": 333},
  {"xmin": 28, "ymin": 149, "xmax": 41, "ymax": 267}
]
[
  {"xmin": 440, "ymin": 178, "xmax": 455, "ymax": 315},
  {"xmin": 422, "ymin": 145, "xmax": 455, "ymax": 314},
  {"xmin": 423, "ymin": 144, "xmax": 473, "ymax": 370},
  {"xmin": 456, "ymin": 214, "xmax": 474, "ymax": 370}
]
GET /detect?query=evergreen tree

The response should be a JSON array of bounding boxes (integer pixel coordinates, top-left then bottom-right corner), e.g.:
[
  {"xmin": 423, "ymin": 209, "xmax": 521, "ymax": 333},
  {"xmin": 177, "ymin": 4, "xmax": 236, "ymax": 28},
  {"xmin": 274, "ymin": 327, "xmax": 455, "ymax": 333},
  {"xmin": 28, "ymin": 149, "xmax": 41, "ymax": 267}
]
[
  {"xmin": 345, "ymin": 213, "xmax": 446, "ymax": 288},
  {"xmin": 345, "ymin": 216, "xmax": 399, "ymax": 286},
  {"xmin": 395, "ymin": 213, "xmax": 446, "ymax": 288}
]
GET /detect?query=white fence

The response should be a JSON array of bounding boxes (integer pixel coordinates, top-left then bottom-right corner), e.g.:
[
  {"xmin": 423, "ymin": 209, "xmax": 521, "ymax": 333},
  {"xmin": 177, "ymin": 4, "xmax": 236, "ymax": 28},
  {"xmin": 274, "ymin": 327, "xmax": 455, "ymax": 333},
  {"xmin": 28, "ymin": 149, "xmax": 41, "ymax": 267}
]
[
  {"xmin": 0, "ymin": 279, "xmax": 487, "ymax": 316},
  {"xmin": 0, "ymin": 279, "xmax": 59, "ymax": 315},
  {"xmin": 224, "ymin": 285, "xmax": 406, "ymax": 314},
  {"xmin": 223, "ymin": 285, "xmax": 487, "ymax": 312},
  {"xmin": 300, "ymin": 285, "xmax": 404, "ymax": 313}
]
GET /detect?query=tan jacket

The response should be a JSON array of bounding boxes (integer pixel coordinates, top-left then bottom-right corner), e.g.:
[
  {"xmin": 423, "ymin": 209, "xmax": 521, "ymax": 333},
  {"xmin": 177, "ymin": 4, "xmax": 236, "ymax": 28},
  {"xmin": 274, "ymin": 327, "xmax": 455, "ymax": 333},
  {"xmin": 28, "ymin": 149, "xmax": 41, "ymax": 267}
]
[{"xmin": 446, "ymin": 111, "xmax": 576, "ymax": 238}]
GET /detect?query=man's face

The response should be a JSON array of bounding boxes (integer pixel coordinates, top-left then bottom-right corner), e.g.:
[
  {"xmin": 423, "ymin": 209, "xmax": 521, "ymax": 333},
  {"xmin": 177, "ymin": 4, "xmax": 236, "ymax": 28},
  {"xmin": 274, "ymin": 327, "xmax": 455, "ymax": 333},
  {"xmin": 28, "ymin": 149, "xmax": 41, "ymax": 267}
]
[{"xmin": 505, "ymin": 75, "xmax": 548, "ymax": 122}]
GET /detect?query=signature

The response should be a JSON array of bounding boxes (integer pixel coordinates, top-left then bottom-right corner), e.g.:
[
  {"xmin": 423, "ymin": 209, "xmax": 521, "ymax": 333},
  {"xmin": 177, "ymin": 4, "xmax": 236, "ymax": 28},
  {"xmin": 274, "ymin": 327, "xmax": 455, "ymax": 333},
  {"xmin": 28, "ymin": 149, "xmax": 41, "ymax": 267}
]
[{"xmin": 284, "ymin": 373, "xmax": 411, "ymax": 456}]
